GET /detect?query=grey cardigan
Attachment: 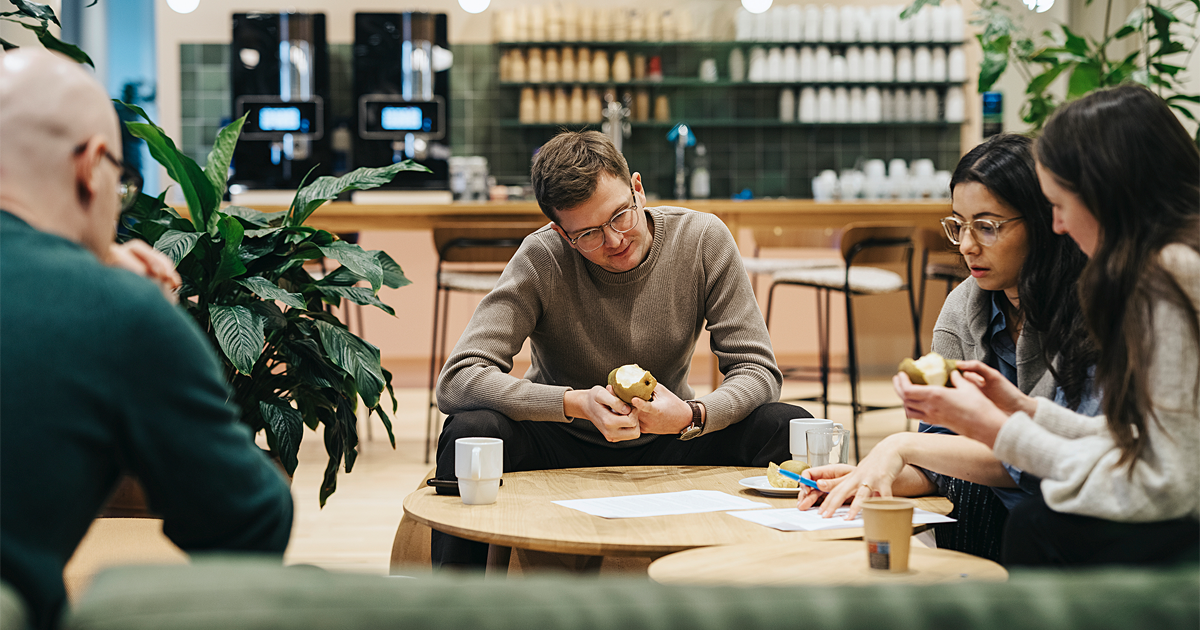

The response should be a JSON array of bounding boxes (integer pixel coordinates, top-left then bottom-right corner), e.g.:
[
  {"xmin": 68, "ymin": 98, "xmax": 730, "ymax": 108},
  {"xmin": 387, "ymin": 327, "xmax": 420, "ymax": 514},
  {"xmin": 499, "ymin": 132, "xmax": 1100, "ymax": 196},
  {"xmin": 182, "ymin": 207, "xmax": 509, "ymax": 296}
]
[{"xmin": 931, "ymin": 277, "xmax": 1058, "ymax": 399}]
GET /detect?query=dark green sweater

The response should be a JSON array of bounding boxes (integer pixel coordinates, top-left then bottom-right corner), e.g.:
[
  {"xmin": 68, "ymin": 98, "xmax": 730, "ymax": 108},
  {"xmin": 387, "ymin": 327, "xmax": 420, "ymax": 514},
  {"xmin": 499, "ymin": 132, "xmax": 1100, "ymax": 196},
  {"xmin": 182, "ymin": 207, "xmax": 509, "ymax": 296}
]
[{"xmin": 0, "ymin": 212, "xmax": 293, "ymax": 630}]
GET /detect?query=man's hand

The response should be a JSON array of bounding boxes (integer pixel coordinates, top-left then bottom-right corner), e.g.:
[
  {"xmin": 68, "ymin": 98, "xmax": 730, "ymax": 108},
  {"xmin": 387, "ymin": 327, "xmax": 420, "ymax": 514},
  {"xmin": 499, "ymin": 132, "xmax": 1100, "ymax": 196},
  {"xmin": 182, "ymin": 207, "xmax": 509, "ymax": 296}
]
[
  {"xmin": 107, "ymin": 240, "xmax": 181, "ymax": 304},
  {"xmin": 629, "ymin": 383, "xmax": 693, "ymax": 435},
  {"xmin": 564, "ymin": 387, "xmax": 642, "ymax": 442}
]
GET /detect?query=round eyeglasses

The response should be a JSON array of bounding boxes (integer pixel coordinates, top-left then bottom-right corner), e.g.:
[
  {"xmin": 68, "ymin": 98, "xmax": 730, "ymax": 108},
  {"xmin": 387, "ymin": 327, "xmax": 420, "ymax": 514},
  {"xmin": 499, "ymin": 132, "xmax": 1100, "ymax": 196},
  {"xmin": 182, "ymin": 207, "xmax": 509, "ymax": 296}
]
[
  {"xmin": 562, "ymin": 194, "xmax": 640, "ymax": 253},
  {"xmin": 75, "ymin": 142, "xmax": 143, "ymax": 211},
  {"xmin": 940, "ymin": 216, "xmax": 1023, "ymax": 247}
]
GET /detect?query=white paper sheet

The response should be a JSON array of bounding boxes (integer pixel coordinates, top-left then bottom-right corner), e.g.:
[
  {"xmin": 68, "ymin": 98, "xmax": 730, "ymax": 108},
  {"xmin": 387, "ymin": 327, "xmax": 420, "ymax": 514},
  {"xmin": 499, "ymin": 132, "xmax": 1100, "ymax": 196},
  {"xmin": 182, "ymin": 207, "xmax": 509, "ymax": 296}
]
[
  {"xmin": 726, "ymin": 507, "xmax": 957, "ymax": 532},
  {"xmin": 552, "ymin": 490, "xmax": 770, "ymax": 519}
]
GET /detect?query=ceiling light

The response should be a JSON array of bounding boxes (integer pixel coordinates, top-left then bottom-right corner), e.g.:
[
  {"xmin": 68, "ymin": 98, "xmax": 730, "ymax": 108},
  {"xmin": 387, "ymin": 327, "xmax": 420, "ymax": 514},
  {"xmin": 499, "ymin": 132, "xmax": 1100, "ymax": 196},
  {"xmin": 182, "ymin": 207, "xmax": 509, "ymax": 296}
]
[
  {"xmin": 742, "ymin": 0, "xmax": 773, "ymax": 15},
  {"xmin": 458, "ymin": 0, "xmax": 490, "ymax": 14}
]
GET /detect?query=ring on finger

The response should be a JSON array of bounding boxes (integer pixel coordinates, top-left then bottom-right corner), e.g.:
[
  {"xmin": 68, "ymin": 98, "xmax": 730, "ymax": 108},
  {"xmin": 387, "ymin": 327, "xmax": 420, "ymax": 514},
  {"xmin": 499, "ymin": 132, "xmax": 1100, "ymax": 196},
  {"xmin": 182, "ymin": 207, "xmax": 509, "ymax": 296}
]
[{"xmin": 861, "ymin": 482, "xmax": 873, "ymax": 493}]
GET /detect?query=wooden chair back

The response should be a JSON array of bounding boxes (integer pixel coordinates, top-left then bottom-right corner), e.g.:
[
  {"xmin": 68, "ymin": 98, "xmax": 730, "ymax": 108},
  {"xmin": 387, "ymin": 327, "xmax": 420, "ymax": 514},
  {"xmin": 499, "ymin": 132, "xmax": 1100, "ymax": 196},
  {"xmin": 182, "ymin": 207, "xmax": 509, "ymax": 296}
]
[
  {"xmin": 840, "ymin": 222, "xmax": 917, "ymax": 265},
  {"xmin": 433, "ymin": 223, "xmax": 546, "ymax": 264}
]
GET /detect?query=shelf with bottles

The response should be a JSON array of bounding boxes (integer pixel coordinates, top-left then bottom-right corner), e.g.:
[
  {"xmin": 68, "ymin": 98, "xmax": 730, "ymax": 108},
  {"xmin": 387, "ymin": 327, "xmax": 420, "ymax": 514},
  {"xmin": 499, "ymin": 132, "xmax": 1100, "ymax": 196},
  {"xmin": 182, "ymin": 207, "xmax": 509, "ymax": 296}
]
[
  {"xmin": 498, "ymin": 44, "xmax": 969, "ymax": 86},
  {"xmin": 495, "ymin": 40, "xmax": 967, "ymax": 48},
  {"xmin": 499, "ymin": 80, "xmax": 965, "ymax": 89},
  {"xmin": 500, "ymin": 120, "xmax": 957, "ymax": 128}
]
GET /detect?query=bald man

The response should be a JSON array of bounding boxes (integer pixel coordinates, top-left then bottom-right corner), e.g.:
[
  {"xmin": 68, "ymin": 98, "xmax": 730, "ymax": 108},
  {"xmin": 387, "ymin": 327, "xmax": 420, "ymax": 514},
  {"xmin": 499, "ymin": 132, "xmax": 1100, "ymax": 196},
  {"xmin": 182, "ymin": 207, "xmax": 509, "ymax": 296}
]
[{"xmin": 0, "ymin": 50, "xmax": 293, "ymax": 630}]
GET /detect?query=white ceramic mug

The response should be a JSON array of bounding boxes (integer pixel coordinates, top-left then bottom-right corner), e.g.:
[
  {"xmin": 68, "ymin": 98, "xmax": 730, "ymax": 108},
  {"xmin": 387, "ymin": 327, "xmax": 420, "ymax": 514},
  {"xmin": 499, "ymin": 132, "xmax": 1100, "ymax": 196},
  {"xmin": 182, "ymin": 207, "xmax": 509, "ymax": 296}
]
[
  {"xmin": 807, "ymin": 427, "xmax": 851, "ymax": 468},
  {"xmin": 790, "ymin": 418, "xmax": 844, "ymax": 463},
  {"xmin": 455, "ymin": 437, "xmax": 503, "ymax": 505}
]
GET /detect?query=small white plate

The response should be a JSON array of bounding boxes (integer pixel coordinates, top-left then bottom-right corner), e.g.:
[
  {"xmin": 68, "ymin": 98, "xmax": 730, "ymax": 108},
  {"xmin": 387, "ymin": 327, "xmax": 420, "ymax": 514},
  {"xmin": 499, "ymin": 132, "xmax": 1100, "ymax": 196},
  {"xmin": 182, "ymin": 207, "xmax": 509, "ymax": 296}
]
[{"xmin": 739, "ymin": 476, "xmax": 802, "ymax": 497}]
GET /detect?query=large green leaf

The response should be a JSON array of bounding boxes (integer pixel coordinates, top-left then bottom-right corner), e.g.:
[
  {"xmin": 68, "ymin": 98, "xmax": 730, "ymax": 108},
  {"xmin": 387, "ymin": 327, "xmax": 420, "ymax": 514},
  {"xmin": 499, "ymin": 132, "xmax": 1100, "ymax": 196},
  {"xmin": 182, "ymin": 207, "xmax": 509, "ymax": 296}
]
[
  {"xmin": 153, "ymin": 230, "xmax": 202, "ymax": 265},
  {"xmin": 209, "ymin": 304, "xmax": 265, "ymax": 375},
  {"xmin": 223, "ymin": 205, "xmax": 285, "ymax": 227},
  {"xmin": 335, "ymin": 395, "xmax": 358, "ymax": 473},
  {"xmin": 375, "ymin": 251, "xmax": 411, "ymax": 289},
  {"xmin": 1060, "ymin": 26, "xmax": 1089, "ymax": 56},
  {"xmin": 126, "ymin": 121, "xmax": 218, "ymax": 233},
  {"xmin": 237, "ymin": 276, "xmax": 307, "ymax": 309},
  {"xmin": 260, "ymin": 399, "xmax": 304, "ymax": 476},
  {"xmin": 314, "ymin": 320, "xmax": 386, "ymax": 409},
  {"xmin": 1027, "ymin": 63, "xmax": 1070, "ymax": 95},
  {"xmin": 1067, "ymin": 62, "xmax": 1102, "ymax": 100},
  {"xmin": 317, "ymin": 285, "xmax": 396, "ymax": 316},
  {"xmin": 371, "ymin": 404, "xmax": 396, "ymax": 448},
  {"xmin": 287, "ymin": 160, "xmax": 431, "ymax": 227},
  {"xmin": 14, "ymin": 20, "xmax": 92, "ymax": 67},
  {"xmin": 318, "ymin": 241, "xmax": 383, "ymax": 292},
  {"xmin": 319, "ymin": 411, "xmax": 344, "ymax": 508},
  {"xmin": 212, "ymin": 215, "xmax": 247, "ymax": 284},
  {"xmin": 204, "ymin": 115, "xmax": 247, "ymax": 198},
  {"xmin": 977, "ymin": 34, "xmax": 1011, "ymax": 92},
  {"xmin": 1112, "ymin": 7, "xmax": 1147, "ymax": 40},
  {"xmin": 11, "ymin": 0, "xmax": 59, "ymax": 25}
]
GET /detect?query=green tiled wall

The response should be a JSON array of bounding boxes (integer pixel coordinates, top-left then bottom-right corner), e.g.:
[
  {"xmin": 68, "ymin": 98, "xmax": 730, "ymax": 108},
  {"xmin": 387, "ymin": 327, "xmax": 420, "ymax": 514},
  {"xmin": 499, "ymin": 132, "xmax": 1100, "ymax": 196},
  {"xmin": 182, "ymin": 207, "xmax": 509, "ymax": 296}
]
[{"xmin": 181, "ymin": 43, "xmax": 960, "ymax": 198}]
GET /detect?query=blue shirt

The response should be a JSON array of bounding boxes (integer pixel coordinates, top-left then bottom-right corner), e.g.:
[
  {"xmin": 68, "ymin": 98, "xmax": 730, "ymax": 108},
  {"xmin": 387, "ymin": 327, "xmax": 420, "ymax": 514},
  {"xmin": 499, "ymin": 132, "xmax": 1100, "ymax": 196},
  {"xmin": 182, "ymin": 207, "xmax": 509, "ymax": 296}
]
[{"xmin": 920, "ymin": 292, "xmax": 1100, "ymax": 511}]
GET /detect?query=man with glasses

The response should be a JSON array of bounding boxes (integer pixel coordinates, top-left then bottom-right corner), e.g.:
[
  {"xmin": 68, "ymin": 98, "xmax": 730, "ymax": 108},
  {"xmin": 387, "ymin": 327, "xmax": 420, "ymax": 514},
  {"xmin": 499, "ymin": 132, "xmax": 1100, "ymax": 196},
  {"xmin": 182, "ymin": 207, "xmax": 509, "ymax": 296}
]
[
  {"xmin": 432, "ymin": 130, "xmax": 811, "ymax": 568},
  {"xmin": 0, "ymin": 50, "xmax": 293, "ymax": 630}
]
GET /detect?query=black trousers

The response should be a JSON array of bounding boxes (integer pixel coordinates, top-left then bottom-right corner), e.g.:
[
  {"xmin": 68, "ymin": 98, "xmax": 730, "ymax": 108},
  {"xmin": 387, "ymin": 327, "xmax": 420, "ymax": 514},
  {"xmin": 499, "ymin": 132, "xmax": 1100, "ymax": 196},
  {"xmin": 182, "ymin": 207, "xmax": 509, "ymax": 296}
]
[
  {"xmin": 430, "ymin": 401, "xmax": 811, "ymax": 568},
  {"xmin": 1001, "ymin": 494, "xmax": 1200, "ymax": 567}
]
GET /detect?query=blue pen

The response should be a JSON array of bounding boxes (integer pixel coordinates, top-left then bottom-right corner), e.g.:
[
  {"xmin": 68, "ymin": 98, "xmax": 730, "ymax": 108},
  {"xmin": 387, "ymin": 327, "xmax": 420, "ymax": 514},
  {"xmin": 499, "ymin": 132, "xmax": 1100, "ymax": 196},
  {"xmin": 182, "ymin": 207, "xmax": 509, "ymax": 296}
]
[{"xmin": 777, "ymin": 467, "xmax": 824, "ymax": 492}]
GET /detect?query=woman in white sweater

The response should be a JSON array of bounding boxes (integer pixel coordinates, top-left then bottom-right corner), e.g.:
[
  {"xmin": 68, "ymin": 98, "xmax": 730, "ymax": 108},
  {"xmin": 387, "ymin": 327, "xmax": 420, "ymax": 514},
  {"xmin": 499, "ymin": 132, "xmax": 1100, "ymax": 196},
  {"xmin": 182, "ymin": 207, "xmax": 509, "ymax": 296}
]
[{"xmin": 894, "ymin": 85, "xmax": 1199, "ymax": 566}]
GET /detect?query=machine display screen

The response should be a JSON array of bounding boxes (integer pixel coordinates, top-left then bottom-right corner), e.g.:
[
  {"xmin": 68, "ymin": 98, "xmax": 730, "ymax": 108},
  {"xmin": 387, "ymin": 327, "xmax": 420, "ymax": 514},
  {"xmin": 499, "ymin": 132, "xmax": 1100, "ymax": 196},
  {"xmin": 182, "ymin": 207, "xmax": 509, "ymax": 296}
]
[
  {"xmin": 236, "ymin": 97, "xmax": 324, "ymax": 140},
  {"xmin": 381, "ymin": 106, "xmax": 425, "ymax": 131},
  {"xmin": 258, "ymin": 107, "xmax": 304, "ymax": 132},
  {"xmin": 359, "ymin": 97, "xmax": 444, "ymax": 140}
]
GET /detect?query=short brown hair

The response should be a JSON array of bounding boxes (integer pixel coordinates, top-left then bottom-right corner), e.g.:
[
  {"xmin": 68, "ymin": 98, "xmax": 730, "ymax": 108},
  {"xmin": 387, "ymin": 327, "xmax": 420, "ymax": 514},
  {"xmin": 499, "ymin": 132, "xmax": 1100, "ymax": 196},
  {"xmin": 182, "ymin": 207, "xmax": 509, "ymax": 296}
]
[{"xmin": 530, "ymin": 130, "xmax": 630, "ymax": 223}]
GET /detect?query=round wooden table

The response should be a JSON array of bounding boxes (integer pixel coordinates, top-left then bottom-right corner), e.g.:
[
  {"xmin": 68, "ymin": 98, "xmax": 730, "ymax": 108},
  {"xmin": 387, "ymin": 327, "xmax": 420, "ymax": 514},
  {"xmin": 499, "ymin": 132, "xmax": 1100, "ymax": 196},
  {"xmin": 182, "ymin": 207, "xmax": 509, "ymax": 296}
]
[
  {"xmin": 402, "ymin": 465, "xmax": 953, "ymax": 570},
  {"xmin": 648, "ymin": 539, "xmax": 1008, "ymax": 586}
]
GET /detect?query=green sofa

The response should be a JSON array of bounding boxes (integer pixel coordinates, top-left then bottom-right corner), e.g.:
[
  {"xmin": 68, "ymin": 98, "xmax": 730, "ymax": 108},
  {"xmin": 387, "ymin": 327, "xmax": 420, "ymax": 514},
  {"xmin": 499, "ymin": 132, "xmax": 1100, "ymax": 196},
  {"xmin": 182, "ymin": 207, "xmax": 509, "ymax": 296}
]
[{"xmin": 6, "ymin": 558, "xmax": 1195, "ymax": 630}]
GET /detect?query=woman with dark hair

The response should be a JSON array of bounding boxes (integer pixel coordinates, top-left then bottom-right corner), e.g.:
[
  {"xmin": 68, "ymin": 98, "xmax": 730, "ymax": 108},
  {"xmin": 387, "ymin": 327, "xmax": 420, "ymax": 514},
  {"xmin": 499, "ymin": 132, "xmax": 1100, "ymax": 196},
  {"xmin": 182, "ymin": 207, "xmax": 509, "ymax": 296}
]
[
  {"xmin": 893, "ymin": 85, "xmax": 1200, "ymax": 566},
  {"xmin": 798, "ymin": 133, "xmax": 1098, "ymax": 562}
]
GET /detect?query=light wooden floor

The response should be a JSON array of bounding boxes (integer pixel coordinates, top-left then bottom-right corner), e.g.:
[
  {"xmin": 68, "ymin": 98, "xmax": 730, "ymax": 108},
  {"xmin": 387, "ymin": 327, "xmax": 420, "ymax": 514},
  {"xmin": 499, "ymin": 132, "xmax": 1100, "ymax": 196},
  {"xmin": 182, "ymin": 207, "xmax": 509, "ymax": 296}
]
[{"xmin": 63, "ymin": 377, "xmax": 914, "ymax": 598}]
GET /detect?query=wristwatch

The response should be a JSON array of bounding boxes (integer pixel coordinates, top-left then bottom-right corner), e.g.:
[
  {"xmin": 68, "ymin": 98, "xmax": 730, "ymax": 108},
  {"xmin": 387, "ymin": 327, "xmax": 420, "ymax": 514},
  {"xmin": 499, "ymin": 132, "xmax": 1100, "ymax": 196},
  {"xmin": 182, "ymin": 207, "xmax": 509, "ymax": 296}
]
[{"xmin": 679, "ymin": 400, "xmax": 705, "ymax": 441}]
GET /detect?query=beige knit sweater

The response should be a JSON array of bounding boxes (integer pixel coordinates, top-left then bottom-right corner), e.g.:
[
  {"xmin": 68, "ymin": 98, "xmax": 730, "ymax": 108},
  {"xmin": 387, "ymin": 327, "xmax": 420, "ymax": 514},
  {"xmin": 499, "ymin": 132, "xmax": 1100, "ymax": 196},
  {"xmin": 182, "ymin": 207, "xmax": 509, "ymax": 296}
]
[
  {"xmin": 435, "ymin": 206, "xmax": 783, "ymax": 447},
  {"xmin": 993, "ymin": 244, "xmax": 1200, "ymax": 522}
]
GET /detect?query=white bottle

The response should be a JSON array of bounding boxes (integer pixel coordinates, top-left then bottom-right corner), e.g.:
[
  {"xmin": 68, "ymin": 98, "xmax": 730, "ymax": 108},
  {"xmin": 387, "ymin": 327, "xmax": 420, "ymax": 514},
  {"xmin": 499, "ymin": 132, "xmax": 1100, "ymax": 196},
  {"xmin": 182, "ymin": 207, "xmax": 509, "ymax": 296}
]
[
  {"xmin": 862, "ymin": 46, "xmax": 879, "ymax": 82},
  {"xmin": 834, "ymin": 87, "xmax": 851, "ymax": 122},
  {"xmin": 931, "ymin": 47, "xmax": 947, "ymax": 82},
  {"xmin": 544, "ymin": 48, "xmax": 560, "ymax": 83},
  {"xmin": 881, "ymin": 88, "xmax": 894, "ymax": 121},
  {"xmin": 895, "ymin": 47, "xmax": 914, "ymax": 82},
  {"xmin": 783, "ymin": 46, "xmax": 799, "ymax": 82},
  {"xmin": 865, "ymin": 86, "xmax": 883, "ymax": 122},
  {"xmin": 510, "ymin": 49, "xmax": 527, "ymax": 83},
  {"xmin": 591, "ymin": 50, "xmax": 610, "ymax": 83},
  {"xmin": 924, "ymin": 87, "xmax": 941, "ymax": 121},
  {"xmin": 948, "ymin": 46, "xmax": 967, "ymax": 82},
  {"xmin": 749, "ymin": 46, "xmax": 768, "ymax": 82},
  {"xmin": 519, "ymin": 87, "xmax": 537, "ymax": 123},
  {"xmin": 857, "ymin": 7, "xmax": 875, "ymax": 42},
  {"xmin": 893, "ymin": 88, "xmax": 910, "ymax": 122},
  {"xmin": 560, "ymin": 47, "xmax": 576, "ymax": 83},
  {"xmin": 874, "ymin": 6, "xmax": 894, "ymax": 43},
  {"xmin": 815, "ymin": 45, "xmax": 832, "ymax": 82},
  {"xmin": 576, "ymin": 47, "xmax": 591, "ymax": 83},
  {"xmin": 849, "ymin": 87, "xmax": 866, "ymax": 122},
  {"xmin": 770, "ymin": 7, "xmax": 788, "ymax": 42},
  {"xmin": 537, "ymin": 88, "xmax": 553, "ymax": 123},
  {"xmin": 553, "ymin": 87, "xmax": 569, "ymax": 122},
  {"xmin": 894, "ymin": 7, "xmax": 912, "ymax": 42},
  {"xmin": 840, "ymin": 5, "xmax": 857, "ymax": 42},
  {"xmin": 822, "ymin": 5, "xmax": 839, "ymax": 42},
  {"xmin": 846, "ymin": 46, "xmax": 863, "ymax": 81},
  {"xmin": 818, "ymin": 86, "xmax": 836, "ymax": 122},
  {"xmin": 612, "ymin": 51, "xmax": 632, "ymax": 83},
  {"xmin": 910, "ymin": 6, "xmax": 930, "ymax": 42},
  {"xmin": 799, "ymin": 46, "xmax": 816, "ymax": 82},
  {"xmin": 570, "ymin": 86, "xmax": 586, "ymax": 123},
  {"xmin": 729, "ymin": 48, "xmax": 746, "ymax": 83},
  {"xmin": 930, "ymin": 6, "xmax": 949, "ymax": 42},
  {"xmin": 787, "ymin": 5, "xmax": 804, "ymax": 42},
  {"xmin": 945, "ymin": 86, "xmax": 965, "ymax": 122},
  {"xmin": 804, "ymin": 5, "xmax": 822, "ymax": 42},
  {"xmin": 799, "ymin": 87, "xmax": 819, "ymax": 122},
  {"xmin": 913, "ymin": 46, "xmax": 932, "ymax": 82},
  {"xmin": 767, "ymin": 47, "xmax": 785, "ymax": 82},
  {"xmin": 690, "ymin": 144, "xmax": 711, "ymax": 199},
  {"xmin": 878, "ymin": 46, "xmax": 895, "ymax": 82},
  {"xmin": 830, "ymin": 54, "xmax": 847, "ymax": 82},
  {"xmin": 780, "ymin": 88, "xmax": 796, "ymax": 122},
  {"xmin": 946, "ymin": 3, "xmax": 965, "ymax": 42},
  {"xmin": 736, "ymin": 8, "xmax": 754, "ymax": 41}
]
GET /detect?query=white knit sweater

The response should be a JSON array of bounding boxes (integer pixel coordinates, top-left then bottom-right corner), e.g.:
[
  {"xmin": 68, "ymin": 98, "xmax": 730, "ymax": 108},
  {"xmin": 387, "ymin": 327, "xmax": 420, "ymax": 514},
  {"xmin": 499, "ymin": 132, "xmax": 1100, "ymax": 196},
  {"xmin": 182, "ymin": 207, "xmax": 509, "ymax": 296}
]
[{"xmin": 993, "ymin": 244, "xmax": 1200, "ymax": 522}]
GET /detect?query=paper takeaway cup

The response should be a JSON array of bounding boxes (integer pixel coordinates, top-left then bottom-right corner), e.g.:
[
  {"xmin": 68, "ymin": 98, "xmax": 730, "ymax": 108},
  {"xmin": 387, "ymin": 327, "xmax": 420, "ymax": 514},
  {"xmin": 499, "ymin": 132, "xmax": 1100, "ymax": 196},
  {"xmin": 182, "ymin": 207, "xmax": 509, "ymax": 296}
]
[{"xmin": 862, "ymin": 498, "xmax": 915, "ymax": 573}]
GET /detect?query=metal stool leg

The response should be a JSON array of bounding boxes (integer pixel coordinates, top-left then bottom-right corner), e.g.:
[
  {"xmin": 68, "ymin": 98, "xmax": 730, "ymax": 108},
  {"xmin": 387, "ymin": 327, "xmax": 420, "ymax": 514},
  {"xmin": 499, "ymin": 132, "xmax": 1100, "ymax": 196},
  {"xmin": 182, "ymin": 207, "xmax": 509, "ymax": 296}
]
[{"xmin": 844, "ymin": 287, "xmax": 862, "ymax": 463}]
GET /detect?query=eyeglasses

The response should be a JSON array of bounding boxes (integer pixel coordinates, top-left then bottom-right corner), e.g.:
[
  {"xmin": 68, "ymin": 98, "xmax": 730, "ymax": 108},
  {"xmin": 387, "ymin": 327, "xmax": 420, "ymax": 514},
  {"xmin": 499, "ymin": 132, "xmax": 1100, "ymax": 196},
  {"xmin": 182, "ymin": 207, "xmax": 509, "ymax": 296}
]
[
  {"xmin": 74, "ymin": 143, "xmax": 143, "ymax": 211},
  {"xmin": 561, "ymin": 192, "xmax": 640, "ymax": 253},
  {"xmin": 940, "ymin": 216, "xmax": 1024, "ymax": 247}
]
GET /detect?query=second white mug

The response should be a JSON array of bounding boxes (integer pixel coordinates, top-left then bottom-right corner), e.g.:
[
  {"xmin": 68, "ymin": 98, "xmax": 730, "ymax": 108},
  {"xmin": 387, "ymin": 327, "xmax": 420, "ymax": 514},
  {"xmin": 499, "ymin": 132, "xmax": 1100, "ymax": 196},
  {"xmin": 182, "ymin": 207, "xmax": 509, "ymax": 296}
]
[{"xmin": 789, "ymin": 418, "xmax": 843, "ymax": 463}]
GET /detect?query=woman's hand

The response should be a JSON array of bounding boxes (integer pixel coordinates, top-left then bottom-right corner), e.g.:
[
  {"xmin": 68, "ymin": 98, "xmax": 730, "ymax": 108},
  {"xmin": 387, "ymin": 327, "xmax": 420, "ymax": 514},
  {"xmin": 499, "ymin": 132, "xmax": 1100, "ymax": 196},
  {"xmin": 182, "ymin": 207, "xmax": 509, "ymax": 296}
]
[
  {"xmin": 954, "ymin": 360, "xmax": 1038, "ymax": 417},
  {"xmin": 796, "ymin": 464, "xmax": 855, "ymax": 511},
  {"xmin": 798, "ymin": 436, "xmax": 912, "ymax": 520},
  {"xmin": 892, "ymin": 370, "xmax": 1012, "ymax": 447}
]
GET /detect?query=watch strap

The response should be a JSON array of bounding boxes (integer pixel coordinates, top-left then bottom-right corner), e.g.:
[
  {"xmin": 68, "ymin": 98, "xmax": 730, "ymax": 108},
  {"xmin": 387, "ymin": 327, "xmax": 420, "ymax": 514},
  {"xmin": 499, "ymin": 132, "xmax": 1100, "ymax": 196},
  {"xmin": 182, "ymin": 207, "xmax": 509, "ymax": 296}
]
[{"xmin": 679, "ymin": 400, "xmax": 705, "ymax": 441}]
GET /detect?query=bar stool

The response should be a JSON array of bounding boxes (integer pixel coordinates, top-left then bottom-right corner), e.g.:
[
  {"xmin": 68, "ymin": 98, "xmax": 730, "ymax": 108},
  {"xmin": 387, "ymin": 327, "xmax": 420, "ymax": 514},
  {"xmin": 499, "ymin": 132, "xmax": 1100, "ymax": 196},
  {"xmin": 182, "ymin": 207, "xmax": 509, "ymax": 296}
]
[
  {"xmin": 742, "ymin": 226, "xmax": 844, "ymax": 294},
  {"xmin": 763, "ymin": 223, "xmax": 921, "ymax": 461},
  {"xmin": 426, "ymin": 223, "xmax": 544, "ymax": 463}
]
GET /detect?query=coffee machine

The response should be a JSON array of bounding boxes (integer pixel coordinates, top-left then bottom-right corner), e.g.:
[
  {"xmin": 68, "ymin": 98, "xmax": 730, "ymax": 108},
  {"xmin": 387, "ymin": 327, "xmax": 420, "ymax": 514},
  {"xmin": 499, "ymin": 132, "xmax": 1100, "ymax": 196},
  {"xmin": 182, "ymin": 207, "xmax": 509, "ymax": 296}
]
[
  {"xmin": 352, "ymin": 12, "xmax": 451, "ymax": 194},
  {"xmin": 230, "ymin": 12, "xmax": 331, "ymax": 193}
]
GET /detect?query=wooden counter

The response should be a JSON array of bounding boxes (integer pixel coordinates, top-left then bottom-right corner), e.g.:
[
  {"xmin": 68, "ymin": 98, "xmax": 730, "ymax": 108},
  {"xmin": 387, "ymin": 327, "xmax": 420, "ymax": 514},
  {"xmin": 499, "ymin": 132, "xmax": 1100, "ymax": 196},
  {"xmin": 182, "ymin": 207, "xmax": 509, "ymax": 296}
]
[{"xmin": 238, "ymin": 199, "xmax": 951, "ymax": 234}]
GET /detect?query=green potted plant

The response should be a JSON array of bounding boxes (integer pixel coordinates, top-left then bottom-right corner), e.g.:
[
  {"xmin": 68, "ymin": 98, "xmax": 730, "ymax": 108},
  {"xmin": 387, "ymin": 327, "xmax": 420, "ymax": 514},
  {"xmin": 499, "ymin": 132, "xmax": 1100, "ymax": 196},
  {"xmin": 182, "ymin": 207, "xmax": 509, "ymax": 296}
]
[
  {"xmin": 118, "ymin": 106, "xmax": 429, "ymax": 506},
  {"xmin": 902, "ymin": 0, "xmax": 1199, "ymax": 137}
]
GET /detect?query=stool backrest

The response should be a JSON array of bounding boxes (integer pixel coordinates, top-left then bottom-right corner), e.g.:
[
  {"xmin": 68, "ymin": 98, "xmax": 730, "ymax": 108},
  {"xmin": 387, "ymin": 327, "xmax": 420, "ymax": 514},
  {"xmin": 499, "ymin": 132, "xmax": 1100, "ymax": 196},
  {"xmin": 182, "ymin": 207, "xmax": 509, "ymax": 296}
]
[
  {"xmin": 840, "ymin": 223, "xmax": 917, "ymax": 265},
  {"xmin": 751, "ymin": 226, "xmax": 839, "ymax": 250},
  {"xmin": 434, "ymin": 223, "xmax": 546, "ymax": 264}
]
